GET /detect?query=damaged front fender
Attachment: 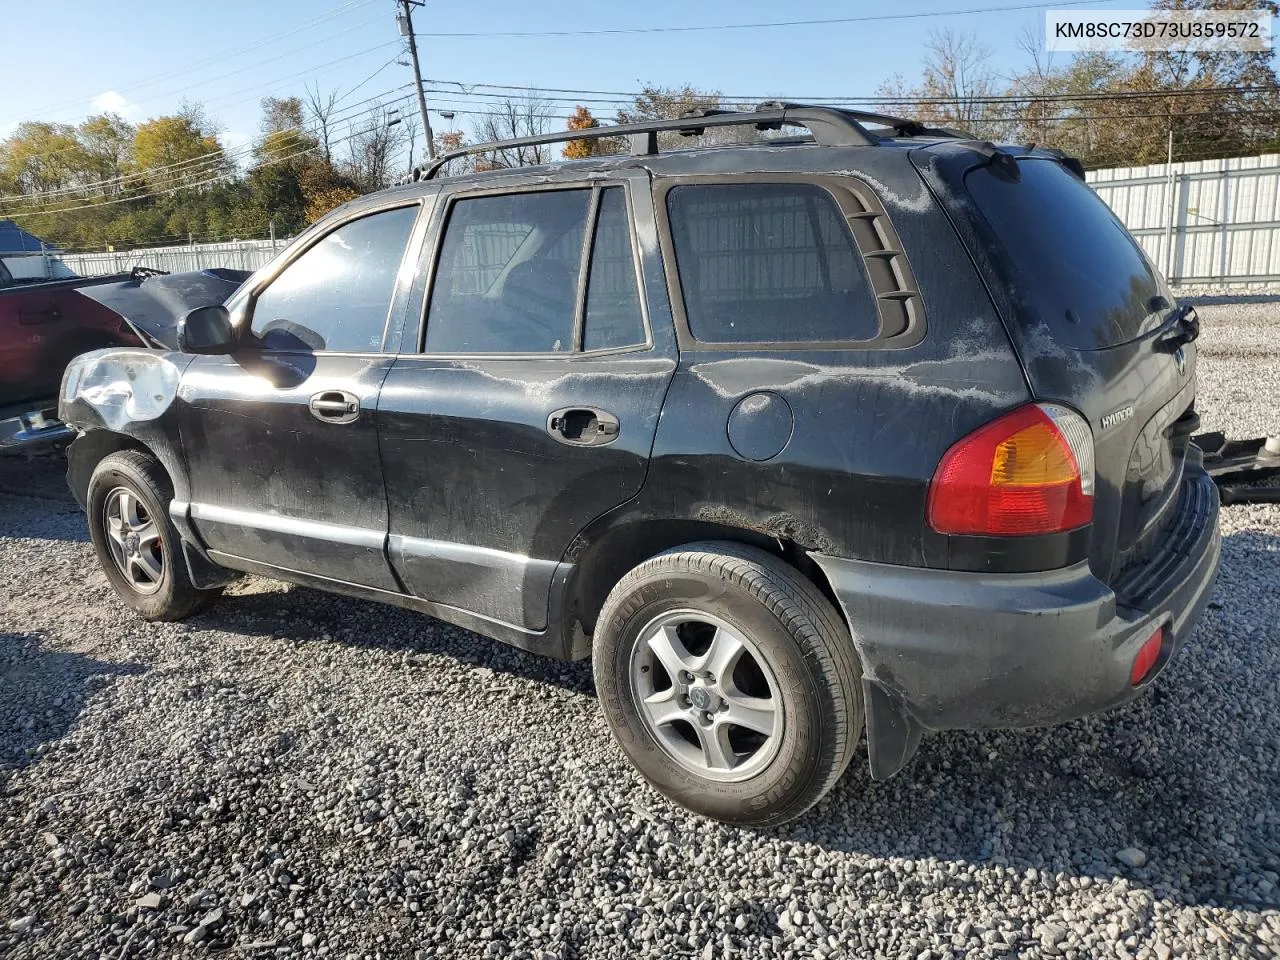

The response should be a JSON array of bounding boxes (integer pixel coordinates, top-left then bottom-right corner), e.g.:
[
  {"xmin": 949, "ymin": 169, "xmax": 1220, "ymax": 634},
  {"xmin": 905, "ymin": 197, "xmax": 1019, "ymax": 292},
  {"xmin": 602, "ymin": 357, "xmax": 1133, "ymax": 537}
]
[
  {"xmin": 60, "ymin": 348, "xmax": 186, "ymax": 431},
  {"xmin": 58, "ymin": 346, "xmax": 233, "ymax": 590}
]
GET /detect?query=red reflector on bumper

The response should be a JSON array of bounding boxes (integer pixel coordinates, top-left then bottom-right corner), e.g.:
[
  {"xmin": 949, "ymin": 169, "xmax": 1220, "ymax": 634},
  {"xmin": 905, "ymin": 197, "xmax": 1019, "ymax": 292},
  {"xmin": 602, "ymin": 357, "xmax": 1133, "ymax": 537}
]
[{"xmin": 1131, "ymin": 626, "xmax": 1165, "ymax": 685}]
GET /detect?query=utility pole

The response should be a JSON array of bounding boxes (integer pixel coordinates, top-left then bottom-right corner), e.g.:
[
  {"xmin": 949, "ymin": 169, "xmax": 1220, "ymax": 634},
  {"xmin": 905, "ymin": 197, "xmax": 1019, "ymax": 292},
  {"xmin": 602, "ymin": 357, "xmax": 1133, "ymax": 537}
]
[
  {"xmin": 397, "ymin": 0, "xmax": 436, "ymax": 160},
  {"xmin": 1163, "ymin": 125, "xmax": 1176, "ymax": 280}
]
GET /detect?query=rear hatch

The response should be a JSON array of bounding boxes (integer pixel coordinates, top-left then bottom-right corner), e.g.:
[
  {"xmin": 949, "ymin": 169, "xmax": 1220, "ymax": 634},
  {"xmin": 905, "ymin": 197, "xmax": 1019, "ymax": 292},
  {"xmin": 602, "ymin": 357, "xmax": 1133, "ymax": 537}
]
[{"xmin": 919, "ymin": 149, "xmax": 1199, "ymax": 585}]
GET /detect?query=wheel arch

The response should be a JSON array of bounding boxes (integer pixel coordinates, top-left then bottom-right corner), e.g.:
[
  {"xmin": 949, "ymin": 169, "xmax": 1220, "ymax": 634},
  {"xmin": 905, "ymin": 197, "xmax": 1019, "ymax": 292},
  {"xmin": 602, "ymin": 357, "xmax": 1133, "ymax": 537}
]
[
  {"xmin": 71, "ymin": 427, "xmax": 235, "ymax": 591},
  {"xmin": 556, "ymin": 515, "xmax": 845, "ymax": 659},
  {"xmin": 66, "ymin": 430, "xmax": 152, "ymax": 508}
]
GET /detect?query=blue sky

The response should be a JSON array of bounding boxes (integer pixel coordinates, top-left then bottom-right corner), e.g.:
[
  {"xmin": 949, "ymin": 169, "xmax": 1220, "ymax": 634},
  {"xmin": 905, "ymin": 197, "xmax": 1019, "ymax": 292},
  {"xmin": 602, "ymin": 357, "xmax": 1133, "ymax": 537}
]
[{"xmin": 2, "ymin": 0, "xmax": 1144, "ymax": 157}]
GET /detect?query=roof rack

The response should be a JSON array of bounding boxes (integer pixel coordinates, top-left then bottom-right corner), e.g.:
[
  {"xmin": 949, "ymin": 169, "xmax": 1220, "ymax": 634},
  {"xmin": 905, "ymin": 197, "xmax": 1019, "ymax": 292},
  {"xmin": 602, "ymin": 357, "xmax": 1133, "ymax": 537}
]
[{"xmin": 410, "ymin": 102, "xmax": 965, "ymax": 182}]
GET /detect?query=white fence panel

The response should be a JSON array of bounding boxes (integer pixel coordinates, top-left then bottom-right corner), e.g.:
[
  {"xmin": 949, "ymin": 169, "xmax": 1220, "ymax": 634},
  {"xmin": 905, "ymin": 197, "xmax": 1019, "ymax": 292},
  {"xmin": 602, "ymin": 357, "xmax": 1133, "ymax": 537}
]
[
  {"xmin": 1087, "ymin": 153, "xmax": 1280, "ymax": 287},
  {"xmin": 60, "ymin": 239, "xmax": 283, "ymax": 277}
]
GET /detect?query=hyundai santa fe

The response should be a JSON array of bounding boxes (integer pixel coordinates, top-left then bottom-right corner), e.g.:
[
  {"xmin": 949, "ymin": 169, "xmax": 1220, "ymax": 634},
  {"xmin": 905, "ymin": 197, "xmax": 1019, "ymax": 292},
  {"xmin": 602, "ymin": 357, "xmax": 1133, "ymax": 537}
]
[{"xmin": 60, "ymin": 104, "xmax": 1220, "ymax": 826}]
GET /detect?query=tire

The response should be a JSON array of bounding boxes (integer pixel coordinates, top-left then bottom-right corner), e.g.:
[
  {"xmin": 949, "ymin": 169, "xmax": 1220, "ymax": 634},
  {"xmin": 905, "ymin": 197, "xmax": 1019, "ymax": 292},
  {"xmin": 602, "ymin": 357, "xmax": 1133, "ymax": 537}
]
[
  {"xmin": 593, "ymin": 541, "xmax": 863, "ymax": 827},
  {"xmin": 86, "ymin": 450, "xmax": 221, "ymax": 621}
]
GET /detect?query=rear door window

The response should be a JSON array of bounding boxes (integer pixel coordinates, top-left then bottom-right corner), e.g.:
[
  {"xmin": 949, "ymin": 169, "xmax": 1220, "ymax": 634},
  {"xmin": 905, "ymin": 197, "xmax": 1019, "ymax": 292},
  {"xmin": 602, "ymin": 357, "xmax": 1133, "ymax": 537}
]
[
  {"xmin": 965, "ymin": 159, "xmax": 1164, "ymax": 349},
  {"xmin": 666, "ymin": 183, "xmax": 878, "ymax": 343},
  {"xmin": 425, "ymin": 190, "xmax": 589, "ymax": 354}
]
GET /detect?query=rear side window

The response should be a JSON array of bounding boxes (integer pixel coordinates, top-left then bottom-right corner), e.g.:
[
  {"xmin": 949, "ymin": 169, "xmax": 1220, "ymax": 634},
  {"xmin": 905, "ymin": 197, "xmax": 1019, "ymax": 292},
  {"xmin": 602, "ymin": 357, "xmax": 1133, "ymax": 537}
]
[
  {"xmin": 251, "ymin": 205, "xmax": 418, "ymax": 353},
  {"xmin": 426, "ymin": 190, "xmax": 589, "ymax": 353},
  {"xmin": 666, "ymin": 183, "xmax": 878, "ymax": 343},
  {"xmin": 966, "ymin": 159, "xmax": 1164, "ymax": 349}
]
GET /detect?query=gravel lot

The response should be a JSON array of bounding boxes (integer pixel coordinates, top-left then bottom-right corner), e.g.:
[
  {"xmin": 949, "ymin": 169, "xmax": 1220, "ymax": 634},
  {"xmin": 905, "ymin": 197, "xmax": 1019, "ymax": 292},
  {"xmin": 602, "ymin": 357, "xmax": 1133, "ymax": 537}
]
[{"xmin": 2, "ymin": 300, "xmax": 1278, "ymax": 960}]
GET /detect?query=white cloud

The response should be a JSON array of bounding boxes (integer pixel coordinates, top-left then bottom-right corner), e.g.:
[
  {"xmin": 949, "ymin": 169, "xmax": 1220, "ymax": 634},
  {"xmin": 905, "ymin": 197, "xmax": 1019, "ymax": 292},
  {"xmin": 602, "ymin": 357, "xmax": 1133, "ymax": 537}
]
[{"xmin": 90, "ymin": 90, "xmax": 143, "ymax": 120}]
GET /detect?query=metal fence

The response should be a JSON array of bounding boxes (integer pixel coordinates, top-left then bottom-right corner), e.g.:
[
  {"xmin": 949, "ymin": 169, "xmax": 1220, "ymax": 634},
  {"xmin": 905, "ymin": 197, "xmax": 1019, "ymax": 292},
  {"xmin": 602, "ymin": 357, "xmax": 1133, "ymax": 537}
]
[
  {"xmin": 1087, "ymin": 153, "xmax": 1280, "ymax": 288},
  {"xmin": 59, "ymin": 238, "xmax": 283, "ymax": 277}
]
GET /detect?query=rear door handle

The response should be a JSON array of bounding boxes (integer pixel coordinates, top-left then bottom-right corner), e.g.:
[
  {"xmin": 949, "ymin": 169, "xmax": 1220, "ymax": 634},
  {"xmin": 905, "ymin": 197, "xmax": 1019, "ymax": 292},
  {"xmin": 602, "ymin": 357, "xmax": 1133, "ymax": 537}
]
[
  {"xmin": 309, "ymin": 390, "xmax": 360, "ymax": 424},
  {"xmin": 547, "ymin": 407, "xmax": 620, "ymax": 446}
]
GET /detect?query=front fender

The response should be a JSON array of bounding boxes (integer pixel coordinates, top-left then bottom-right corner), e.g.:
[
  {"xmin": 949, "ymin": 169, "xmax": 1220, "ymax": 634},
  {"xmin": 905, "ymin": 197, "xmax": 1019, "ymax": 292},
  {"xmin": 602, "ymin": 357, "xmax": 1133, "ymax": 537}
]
[{"xmin": 60, "ymin": 348, "xmax": 236, "ymax": 590}]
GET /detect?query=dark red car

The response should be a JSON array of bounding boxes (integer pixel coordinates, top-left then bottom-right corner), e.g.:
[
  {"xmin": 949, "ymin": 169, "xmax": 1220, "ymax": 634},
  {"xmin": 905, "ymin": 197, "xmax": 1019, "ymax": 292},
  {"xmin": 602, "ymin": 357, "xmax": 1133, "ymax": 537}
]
[{"xmin": 0, "ymin": 255, "xmax": 140, "ymax": 450}]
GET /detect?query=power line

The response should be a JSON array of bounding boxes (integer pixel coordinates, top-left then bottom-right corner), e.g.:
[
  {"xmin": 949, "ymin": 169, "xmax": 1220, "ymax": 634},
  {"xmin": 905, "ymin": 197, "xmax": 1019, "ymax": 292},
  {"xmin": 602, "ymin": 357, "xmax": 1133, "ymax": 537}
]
[
  {"xmin": 2, "ymin": 43, "xmax": 405, "ymax": 173},
  {"xmin": 419, "ymin": 78, "xmax": 1280, "ymax": 107},
  {"xmin": 412, "ymin": 0, "xmax": 1112, "ymax": 37},
  {"xmin": 133, "ymin": 40, "xmax": 402, "ymax": 118},
  {"xmin": 0, "ymin": 85, "xmax": 412, "ymax": 202},
  {"xmin": 0, "ymin": 0, "xmax": 381, "ymax": 127},
  {"xmin": 0, "ymin": 92, "xmax": 415, "ymax": 215}
]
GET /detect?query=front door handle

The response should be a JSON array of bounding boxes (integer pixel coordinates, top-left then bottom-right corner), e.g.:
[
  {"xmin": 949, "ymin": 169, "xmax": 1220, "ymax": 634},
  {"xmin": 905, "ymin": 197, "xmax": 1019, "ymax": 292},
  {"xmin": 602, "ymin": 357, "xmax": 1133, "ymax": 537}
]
[
  {"xmin": 309, "ymin": 390, "xmax": 360, "ymax": 424},
  {"xmin": 19, "ymin": 304, "xmax": 61, "ymax": 325},
  {"xmin": 547, "ymin": 407, "xmax": 620, "ymax": 446}
]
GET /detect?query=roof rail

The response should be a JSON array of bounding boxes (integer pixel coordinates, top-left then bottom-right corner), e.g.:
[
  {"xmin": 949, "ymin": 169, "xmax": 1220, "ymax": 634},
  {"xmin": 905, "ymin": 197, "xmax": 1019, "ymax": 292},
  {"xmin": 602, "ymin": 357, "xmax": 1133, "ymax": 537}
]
[{"xmin": 411, "ymin": 102, "xmax": 956, "ymax": 182}]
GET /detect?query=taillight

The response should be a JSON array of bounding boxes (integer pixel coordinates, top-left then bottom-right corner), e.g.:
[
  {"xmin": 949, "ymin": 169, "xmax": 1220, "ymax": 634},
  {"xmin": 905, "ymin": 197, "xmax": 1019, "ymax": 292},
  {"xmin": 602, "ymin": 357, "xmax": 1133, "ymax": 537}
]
[{"xmin": 927, "ymin": 403, "xmax": 1095, "ymax": 536}]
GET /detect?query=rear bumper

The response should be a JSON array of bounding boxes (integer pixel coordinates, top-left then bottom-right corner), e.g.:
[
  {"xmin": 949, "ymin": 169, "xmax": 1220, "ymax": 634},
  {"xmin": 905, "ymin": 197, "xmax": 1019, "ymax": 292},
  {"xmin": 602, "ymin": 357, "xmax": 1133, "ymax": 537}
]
[
  {"xmin": 0, "ymin": 401, "xmax": 73, "ymax": 454},
  {"xmin": 813, "ymin": 460, "xmax": 1221, "ymax": 757}
]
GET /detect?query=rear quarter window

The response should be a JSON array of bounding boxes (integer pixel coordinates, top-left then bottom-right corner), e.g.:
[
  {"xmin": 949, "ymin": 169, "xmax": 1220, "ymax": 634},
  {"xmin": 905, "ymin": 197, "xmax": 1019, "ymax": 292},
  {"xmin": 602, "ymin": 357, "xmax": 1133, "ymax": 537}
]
[{"xmin": 665, "ymin": 183, "xmax": 880, "ymax": 344}]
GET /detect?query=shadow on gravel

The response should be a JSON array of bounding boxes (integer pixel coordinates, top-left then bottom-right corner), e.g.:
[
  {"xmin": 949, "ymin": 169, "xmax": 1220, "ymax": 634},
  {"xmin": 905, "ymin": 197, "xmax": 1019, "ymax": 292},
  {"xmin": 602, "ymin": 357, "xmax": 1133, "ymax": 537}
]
[
  {"xmin": 783, "ymin": 527, "xmax": 1280, "ymax": 911},
  {"xmin": 194, "ymin": 586, "xmax": 596, "ymax": 698},
  {"xmin": 78, "ymin": 495, "xmax": 1273, "ymax": 912},
  {"xmin": 0, "ymin": 632, "xmax": 144, "ymax": 793},
  {"xmin": 0, "ymin": 455, "xmax": 86, "ymax": 544}
]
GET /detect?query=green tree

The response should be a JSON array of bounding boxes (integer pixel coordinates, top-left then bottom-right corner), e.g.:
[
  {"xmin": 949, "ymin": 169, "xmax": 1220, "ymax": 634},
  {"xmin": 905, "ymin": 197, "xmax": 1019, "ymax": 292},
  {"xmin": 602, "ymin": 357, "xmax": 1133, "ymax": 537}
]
[
  {"xmin": 0, "ymin": 121, "xmax": 88, "ymax": 196},
  {"xmin": 132, "ymin": 113, "xmax": 225, "ymax": 189},
  {"xmin": 77, "ymin": 113, "xmax": 135, "ymax": 192}
]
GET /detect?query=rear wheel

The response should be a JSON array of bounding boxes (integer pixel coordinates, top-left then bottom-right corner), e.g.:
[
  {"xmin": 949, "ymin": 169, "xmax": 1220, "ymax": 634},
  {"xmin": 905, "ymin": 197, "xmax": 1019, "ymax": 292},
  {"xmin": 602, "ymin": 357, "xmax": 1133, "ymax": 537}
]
[
  {"xmin": 593, "ymin": 542, "xmax": 863, "ymax": 827},
  {"xmin": 86, "ymin": 450, "xmax": 221, "ymax": 621}
]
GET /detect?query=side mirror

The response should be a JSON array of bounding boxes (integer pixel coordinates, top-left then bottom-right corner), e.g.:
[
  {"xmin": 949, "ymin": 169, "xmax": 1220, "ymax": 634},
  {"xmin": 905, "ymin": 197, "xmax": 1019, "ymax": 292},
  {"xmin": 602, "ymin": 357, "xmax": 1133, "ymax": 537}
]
[{"xmin": 177, "ymin": 304, "xmax": 237, "ymax": 354}]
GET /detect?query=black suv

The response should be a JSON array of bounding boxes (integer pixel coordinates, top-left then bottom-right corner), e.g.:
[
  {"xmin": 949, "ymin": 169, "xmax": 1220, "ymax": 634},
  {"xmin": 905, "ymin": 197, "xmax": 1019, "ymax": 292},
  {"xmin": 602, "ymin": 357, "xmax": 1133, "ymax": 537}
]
[{"xmin": 60, "ymin": 105, "xmax": 1220, "ymax": 826}]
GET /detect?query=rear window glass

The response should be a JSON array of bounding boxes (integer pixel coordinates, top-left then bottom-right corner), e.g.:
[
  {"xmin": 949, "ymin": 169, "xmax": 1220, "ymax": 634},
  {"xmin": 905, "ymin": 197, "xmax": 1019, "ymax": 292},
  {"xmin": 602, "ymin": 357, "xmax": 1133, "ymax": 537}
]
[
  {"xmin": 966, "ymin": 159, "xmax": 1163, "ymax": 349},
  {"xmin": 666, "ymin": 183, "xmax": 878, "ymax": 343}
]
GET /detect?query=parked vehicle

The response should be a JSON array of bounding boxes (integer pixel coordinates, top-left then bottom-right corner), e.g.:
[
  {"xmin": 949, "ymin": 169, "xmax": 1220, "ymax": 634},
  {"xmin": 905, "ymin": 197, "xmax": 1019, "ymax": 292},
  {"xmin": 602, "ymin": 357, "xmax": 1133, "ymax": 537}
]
[
  {"xmin": 60, "ymin": 105, "xmax": 1221, "ymax": 826},
  {"xmin": 0, "ymin": 254, "xmax": 143, "ymax": 451}
]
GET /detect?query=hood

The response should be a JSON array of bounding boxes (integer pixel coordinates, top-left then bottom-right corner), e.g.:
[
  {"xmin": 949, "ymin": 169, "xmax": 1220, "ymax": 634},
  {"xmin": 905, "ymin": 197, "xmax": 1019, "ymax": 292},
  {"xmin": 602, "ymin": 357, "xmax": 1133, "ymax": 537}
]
[{"xmin": 73, "ymin": 268, "xmax": 252, "ymax": 349}]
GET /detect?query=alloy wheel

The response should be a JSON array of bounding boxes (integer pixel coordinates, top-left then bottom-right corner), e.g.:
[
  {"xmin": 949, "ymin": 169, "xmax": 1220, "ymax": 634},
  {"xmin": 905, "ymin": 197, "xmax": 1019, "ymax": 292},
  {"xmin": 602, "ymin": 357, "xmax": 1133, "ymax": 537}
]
[
  {"xmin": 629, "ymin": 610, "xmax": 783, "ymax": 783},
  {"xmin": 102, "ymin": 486, "xmax": 165, "ymax": 595}
]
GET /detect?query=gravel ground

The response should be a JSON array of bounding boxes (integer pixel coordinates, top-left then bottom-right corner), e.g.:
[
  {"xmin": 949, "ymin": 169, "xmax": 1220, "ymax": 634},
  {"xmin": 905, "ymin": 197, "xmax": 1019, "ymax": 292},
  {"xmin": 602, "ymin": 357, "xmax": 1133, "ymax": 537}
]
[{"xmin": 2, "ymin": 301, "xmax": 1279, "ymax": 960}]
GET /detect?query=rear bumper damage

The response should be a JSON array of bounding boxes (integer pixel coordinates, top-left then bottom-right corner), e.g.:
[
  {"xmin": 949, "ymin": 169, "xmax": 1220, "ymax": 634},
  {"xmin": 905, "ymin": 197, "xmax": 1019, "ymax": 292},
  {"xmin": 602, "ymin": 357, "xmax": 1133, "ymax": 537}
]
[
  {"xmin": 814, "ymin": 458, "xmax": 1221, "ymax": 780},
  {"xmin": 1193, "ymin": 431, "xmax": 1280, "ymax": 504}
]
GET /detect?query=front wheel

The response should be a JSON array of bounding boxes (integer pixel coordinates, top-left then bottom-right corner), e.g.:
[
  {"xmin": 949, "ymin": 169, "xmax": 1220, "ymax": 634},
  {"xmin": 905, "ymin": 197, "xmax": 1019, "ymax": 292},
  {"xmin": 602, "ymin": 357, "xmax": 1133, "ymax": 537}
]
[
  {"xmin": 593, "ymin": 542, "xmax": 863, "ymax": 827},
  {"xmin": 86, "ymin": 450, "xmax": 221, "ymax": 621}
]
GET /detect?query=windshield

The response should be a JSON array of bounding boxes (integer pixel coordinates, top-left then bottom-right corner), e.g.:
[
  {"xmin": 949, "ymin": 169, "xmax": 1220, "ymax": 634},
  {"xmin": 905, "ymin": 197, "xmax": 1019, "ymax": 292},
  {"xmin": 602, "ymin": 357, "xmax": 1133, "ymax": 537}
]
[{"xmin": 965, "ymin": 157, "xmax": 1167, "ymax": 350}]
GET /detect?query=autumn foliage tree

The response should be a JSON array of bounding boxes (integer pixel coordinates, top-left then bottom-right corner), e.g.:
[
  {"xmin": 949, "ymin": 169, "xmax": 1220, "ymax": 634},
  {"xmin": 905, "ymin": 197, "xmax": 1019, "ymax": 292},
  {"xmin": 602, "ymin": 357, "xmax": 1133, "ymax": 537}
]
[{"xmin": 563, "ymin": 106, "xmax": 600, "ymax": 159}]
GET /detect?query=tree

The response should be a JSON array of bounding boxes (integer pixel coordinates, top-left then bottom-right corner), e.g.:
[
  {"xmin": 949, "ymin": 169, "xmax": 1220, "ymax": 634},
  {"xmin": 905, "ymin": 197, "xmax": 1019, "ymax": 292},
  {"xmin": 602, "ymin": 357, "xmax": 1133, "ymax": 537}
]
[
  {"xmin": 397, "ymin": 111, "xmax": 421, "ymax": 173},
  {"xmin": 876, "ymin": 29, "xmax": 1004, "ymax": 138},
  {"xmin": 472, "ymin": 94, "xmax": 555, "ymax": 167},
  {"xmin": 132, "ymin": 112, "xmax": 225, "ymax": 189},
  {"xmin": 77, "ymin": 114, "xmax": 135, "ymax": 194},
  {"xmin": 255, "ymin": 96, "xmax": 316, "ymax": 168},
  {"xmin": 304, "ymin": 84, "xmax": 341, "ymax": 166},
  {"xmin": 616, "ymin": 84, "xmax": 721, "ymax": 123},
  {"xmin": 611, "ymin": 83, "xmax": 765, "ymax": 147},
  {"xmin": 345, "ymin": 105, "xmax": 406, "ymax": 191},
  {"xmin": 0, "ymin": 121, "xmax": 88, "ymax": 196},
  {"xmin": 563, "ymin": 105, "xmax": 600, "ymax": 159}
]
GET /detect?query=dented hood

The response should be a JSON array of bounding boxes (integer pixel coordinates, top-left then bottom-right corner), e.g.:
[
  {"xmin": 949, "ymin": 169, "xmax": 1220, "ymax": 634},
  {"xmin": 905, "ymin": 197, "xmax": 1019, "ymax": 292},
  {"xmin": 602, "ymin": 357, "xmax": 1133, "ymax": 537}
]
[{"xmin": 74, "ymin": 268, "xmax": 252, "ymax": 349}]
